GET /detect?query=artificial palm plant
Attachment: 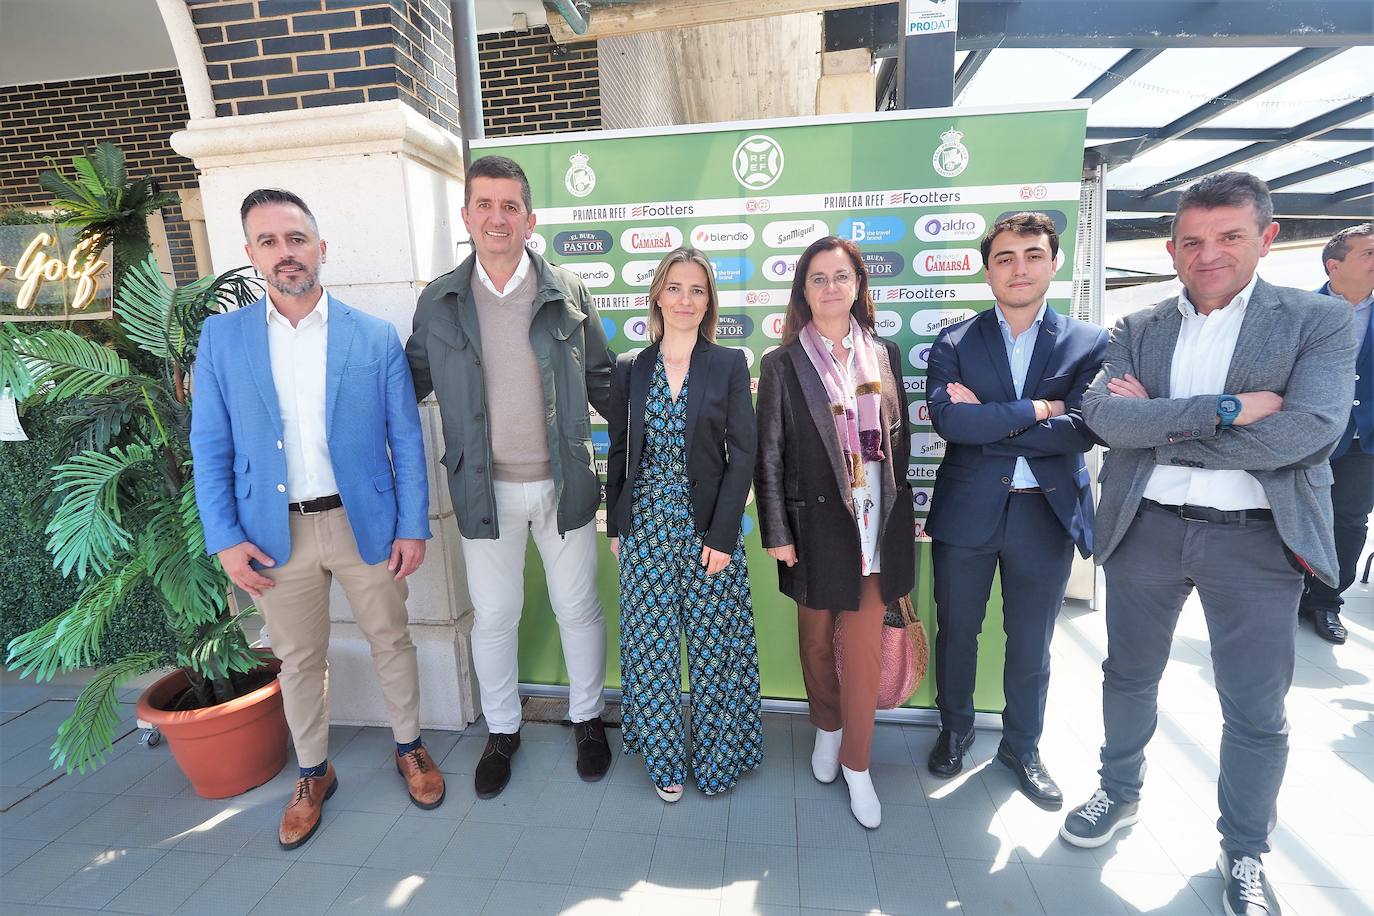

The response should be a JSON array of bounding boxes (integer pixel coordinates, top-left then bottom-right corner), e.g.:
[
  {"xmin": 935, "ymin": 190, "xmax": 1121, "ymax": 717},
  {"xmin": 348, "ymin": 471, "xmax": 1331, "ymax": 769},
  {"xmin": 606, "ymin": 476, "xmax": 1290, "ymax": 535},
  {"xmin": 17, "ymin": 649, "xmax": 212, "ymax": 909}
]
[{"xmin": 2, "ymin": 255, "xmax": 265, "ymax": 773}]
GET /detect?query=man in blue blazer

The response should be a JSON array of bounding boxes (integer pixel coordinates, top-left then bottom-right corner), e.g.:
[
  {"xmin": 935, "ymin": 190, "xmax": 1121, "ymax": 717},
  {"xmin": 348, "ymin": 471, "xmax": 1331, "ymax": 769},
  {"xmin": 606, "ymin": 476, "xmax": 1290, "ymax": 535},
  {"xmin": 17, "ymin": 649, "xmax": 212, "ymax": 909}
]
[
  {"xmin": 1302, "ymin": 224, "xmax": 1374, "ymax": 644},
  {"xmin": 924, "ymin": 212, "xmax": 1108, "ymax": 808},
  {"xmin": 191, "ymin": 189, "xmax": 444, "ymax": 850}
]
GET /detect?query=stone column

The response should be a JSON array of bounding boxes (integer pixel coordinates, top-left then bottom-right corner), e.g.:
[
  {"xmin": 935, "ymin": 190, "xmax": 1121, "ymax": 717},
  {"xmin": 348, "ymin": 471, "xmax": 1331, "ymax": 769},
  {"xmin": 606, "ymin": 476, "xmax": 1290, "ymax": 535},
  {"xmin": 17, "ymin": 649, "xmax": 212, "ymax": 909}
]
[{"xmin": 171, "ymin": 99, "xmax": 479, "ymax": 730}]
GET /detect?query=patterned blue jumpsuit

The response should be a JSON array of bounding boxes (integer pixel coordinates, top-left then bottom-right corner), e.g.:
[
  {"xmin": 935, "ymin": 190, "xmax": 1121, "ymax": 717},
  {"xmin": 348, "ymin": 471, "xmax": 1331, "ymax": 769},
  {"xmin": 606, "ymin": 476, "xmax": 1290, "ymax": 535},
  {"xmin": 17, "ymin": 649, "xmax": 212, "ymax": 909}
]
[{"xmin": 618, "ymin": 358, "xmax": 763, "ymax": 794}]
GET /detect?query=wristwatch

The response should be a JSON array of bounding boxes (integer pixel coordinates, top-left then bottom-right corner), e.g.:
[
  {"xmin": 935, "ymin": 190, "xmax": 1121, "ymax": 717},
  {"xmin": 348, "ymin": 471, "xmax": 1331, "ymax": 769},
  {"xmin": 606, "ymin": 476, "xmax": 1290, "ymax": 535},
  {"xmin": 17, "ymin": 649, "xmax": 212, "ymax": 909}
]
[{"xmin": 1216, "ymin": 394, "xmax": 1242, "ymax": 428}]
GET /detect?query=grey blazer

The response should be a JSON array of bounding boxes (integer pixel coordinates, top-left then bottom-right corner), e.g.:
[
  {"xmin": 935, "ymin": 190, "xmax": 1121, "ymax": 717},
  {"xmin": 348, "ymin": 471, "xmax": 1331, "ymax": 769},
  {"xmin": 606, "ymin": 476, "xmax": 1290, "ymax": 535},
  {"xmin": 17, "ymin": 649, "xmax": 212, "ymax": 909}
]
[{"xmin": 1083, "ymin": 277, "xmax": 1356, "ymax": 586}]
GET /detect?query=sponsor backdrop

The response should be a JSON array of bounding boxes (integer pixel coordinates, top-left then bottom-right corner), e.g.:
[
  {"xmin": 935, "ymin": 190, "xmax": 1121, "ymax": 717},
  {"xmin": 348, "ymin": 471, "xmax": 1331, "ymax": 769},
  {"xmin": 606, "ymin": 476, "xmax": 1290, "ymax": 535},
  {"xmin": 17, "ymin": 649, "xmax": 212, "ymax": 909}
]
[{"xmin": 472, "ymin": 101, "xmax": 1089, "ymax": 709}]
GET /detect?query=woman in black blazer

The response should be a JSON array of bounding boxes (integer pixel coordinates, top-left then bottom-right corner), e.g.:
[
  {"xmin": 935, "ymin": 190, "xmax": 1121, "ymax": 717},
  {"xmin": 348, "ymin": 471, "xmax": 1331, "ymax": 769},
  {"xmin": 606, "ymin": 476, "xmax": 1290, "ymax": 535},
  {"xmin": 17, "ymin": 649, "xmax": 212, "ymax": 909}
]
[
  {"xmin": 606, "ymin": 247, "xmax": 762, "ymax": 802},
  {"xmin": 754, "ymin": 236, "xmax": 915, "ymax": 829}
]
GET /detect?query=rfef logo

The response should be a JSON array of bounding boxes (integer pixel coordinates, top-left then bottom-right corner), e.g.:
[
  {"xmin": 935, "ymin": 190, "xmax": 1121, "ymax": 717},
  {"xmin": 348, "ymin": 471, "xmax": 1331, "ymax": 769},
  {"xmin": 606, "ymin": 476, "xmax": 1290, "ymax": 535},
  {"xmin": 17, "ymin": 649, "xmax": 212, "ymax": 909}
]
[
  {"xmin": 554, "ymin": 229, "xmax": 613, "ymax": 257},
  {"xmin": 620, "ymin": 260, "xmax": 661, "ymax": 287},
  {"xmin": 914, "ymin": 248, "xmax": 981, "ymax": 277},
  {"xmin": 762, "ymin": 219, "xmax": 828, "ymax": 249},
  {"xmin": 620, "ymin": 226, "xmax": 683, "ymax": 253},
  {"xmin": 732, "ymin": 135, "xmax": 785, "ymax": 190},
  {"xmin": 861, "ymin": 251, "xmax": 905, "ymax": 279},
  {"xmin": 914, "ymin": 213, "xmax": 986, "ymax": 242},
  {"xmin": 716, "ymin": 314, "xmax": 755, "ymax": 339},
  {"xmin": 837, "ymin": 217, "xmax": 906, "ymax": 245},
  {"xmin": 709, "ymin": 257, "xmax": 754, "ymax": 285},
  {"xmin": 763, "ymin": 254, "xmax": 799, "ymax": 282},
  {"xmin": 563, "ymin": 262, "xmax": 614, "ymax": 288},
  {"xmin": 691, "ymin": 223, "xmax": 755, "ymax": 250}
]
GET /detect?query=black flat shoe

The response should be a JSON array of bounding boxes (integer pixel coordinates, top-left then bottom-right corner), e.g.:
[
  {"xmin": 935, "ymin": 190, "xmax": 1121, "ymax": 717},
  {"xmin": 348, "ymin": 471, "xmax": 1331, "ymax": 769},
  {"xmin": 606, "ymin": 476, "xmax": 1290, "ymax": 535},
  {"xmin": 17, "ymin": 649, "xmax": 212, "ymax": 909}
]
[
  {"xmin": 997, "ymin": 741, "xmax": 1063, "ymax": 810},
  {"xmin": 474, "ymin": 731, "xmax": 521, "ymax": 799},
  {"xmin": 1315, "ymin": 610, "xmax": 1347, "ymax": 645},
  {"xmin": 927, "ymin": 728, "xmax": 974, "ymax": 778},
  {"xmin": 573, "ymin": 717, "xmax": 612, "ymax": 781}
]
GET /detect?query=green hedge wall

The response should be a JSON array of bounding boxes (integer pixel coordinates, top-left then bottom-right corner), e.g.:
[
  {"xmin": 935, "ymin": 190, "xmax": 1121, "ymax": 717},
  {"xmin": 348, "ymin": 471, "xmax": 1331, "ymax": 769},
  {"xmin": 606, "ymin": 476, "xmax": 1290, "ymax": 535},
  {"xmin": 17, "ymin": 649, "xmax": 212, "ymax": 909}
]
[{"xmin": 0, "ymin": 404, "xmax": 178, "ymax": 667}]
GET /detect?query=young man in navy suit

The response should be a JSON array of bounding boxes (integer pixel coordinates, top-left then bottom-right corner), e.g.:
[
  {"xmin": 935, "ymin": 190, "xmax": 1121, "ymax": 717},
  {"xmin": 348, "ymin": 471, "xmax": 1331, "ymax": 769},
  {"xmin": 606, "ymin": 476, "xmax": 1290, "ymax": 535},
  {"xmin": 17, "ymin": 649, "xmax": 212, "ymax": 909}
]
[
  {"xmin": 923, "ymin": 212, "xmax": 1108, "ymax": 807},
  {"xmin": 1302, "ymin": 223, "xmax": 1374, "ymax": 644}
]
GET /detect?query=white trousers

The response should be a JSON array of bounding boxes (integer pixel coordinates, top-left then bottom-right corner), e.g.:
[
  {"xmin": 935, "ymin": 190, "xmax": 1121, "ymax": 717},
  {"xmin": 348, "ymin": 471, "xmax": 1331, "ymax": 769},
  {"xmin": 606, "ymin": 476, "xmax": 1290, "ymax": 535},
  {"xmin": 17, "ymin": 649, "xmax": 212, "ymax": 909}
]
[{"xmin": 460, "ymin": 478, "xmax": 606, "ymax": 734}]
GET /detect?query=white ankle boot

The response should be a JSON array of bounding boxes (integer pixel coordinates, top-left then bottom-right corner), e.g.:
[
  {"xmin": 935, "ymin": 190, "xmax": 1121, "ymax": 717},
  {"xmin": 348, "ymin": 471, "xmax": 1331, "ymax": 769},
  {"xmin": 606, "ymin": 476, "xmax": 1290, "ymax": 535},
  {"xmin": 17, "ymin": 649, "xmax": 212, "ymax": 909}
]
[
  {"xmin": 843, "ymin": 765, "xmax": 881, "ymax": 828},
  {"xmin": 812, "ymin": 727, "xmax": 842, "ymax": 783}
]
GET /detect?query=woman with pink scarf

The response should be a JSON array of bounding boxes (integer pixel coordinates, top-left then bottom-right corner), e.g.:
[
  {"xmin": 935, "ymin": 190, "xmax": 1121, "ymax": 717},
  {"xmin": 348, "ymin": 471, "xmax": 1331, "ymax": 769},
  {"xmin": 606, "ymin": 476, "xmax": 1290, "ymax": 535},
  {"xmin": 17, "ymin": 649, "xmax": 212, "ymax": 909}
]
[{"xmin": 755, "ymin": 236, "xmax": 916, "ymax": 828}]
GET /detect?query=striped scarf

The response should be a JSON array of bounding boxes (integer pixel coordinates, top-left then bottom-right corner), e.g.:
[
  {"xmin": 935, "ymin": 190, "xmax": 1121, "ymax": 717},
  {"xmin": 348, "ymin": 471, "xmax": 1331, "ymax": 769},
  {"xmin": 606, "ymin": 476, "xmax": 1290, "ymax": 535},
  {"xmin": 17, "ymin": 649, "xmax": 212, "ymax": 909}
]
[{"xmin": 800, "ymin": 318, "xmax": 884, "ymax": 490}]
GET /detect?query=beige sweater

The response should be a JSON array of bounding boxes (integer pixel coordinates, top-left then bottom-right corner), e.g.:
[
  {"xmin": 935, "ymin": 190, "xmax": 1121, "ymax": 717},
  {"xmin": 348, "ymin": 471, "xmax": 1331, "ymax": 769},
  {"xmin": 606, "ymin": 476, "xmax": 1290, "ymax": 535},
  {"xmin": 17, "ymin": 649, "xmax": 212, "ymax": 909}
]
[{"xmin": 470, "ymin": 269, "xmax": 552, "ymax": 482}]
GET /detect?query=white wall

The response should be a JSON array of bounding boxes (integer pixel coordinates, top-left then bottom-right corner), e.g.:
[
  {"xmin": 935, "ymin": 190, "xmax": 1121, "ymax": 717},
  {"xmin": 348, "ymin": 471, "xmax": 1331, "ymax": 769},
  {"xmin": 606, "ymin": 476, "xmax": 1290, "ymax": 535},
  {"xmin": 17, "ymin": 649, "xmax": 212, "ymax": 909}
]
[{"xmin": 0, "ymin": 0, "xmax": 176, "ymax": 85}]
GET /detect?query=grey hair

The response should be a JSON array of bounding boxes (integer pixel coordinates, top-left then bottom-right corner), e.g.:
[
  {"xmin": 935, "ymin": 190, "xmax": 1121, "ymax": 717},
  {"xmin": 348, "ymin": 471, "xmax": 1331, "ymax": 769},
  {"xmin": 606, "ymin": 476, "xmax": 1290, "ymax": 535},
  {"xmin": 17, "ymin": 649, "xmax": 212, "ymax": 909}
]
[
  {"xmin": 1171, "ymin": 171, "xmax": 1274, "ymax": 238},
  {"xmin": 1321, "ymin": 223, "xmax": 1374, "ymax": 275}
]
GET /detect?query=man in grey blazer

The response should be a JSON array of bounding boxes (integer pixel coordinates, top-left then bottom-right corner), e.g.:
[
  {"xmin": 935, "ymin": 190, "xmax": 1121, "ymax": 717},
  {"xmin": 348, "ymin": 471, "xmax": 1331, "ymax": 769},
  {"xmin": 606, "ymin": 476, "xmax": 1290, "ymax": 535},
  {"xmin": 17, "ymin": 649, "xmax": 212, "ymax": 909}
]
[{"xmin": 1058, "ymin": 172, "xmax": 1355, "ymax": 916}]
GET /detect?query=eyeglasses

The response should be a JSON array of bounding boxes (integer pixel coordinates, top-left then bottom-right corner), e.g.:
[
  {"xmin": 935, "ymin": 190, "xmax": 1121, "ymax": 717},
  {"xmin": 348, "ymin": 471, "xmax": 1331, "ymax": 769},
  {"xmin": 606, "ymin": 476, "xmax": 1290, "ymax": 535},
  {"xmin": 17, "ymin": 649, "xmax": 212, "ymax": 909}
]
[{"xmin": 807, "ymin": 272, "xmax": 855, "ymax": 289}]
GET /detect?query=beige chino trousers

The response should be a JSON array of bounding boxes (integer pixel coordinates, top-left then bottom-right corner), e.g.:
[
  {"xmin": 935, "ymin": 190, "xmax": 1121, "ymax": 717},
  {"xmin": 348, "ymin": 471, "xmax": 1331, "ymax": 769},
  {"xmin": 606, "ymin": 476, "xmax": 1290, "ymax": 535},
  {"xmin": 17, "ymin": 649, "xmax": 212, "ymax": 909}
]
[{"xmin": 254, "ymin": 506, "xmax": 421, "ymax": 767}]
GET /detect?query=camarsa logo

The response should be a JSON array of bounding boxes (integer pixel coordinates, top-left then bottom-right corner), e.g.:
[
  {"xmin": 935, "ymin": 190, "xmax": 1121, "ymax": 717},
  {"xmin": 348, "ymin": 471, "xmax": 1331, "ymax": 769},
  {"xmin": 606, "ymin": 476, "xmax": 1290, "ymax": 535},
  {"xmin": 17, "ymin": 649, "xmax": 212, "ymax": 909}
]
[
  {"xmin": 564, "ymin": 150, "xmax": 596, "ymax": 198},
  {"xmin": 932, "ymin": 127, "xmax": 969, "ymax": 178},
  {"xmin": 732, "ymin": 134, "xmax": 785, "ymax": 190},
  {"xmin": 619, "ymin": 226, "xmax": 683, "ymax": 253},
  {"xmin": 914, "ymin": 248, "xmax": 981, "ymax": 277}
]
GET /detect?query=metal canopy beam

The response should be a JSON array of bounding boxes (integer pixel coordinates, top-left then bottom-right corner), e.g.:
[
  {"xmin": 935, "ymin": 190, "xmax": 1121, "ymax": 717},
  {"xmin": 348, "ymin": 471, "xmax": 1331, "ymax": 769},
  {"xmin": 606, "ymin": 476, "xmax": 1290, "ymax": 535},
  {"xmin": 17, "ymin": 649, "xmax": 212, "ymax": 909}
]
[
  {"xmin": 1087, "ymin": 127, "xmax": 1374, "ymax": 144},
  {"xmin": 1109, "ymin": 189, "xmax": 1374, "ymax": 219},
  {"xmin": 1266, "ymin": 148, "xmax": 1374, "ymax": 191},
  {"xmin": 1330, "ymin": 184, "xmax": 1374, "ymax": 204},
  {"xmin": 953, "ymin": 48, "xmax": 992, "ymax": 98},
  {"xmin": 1139, "ymin": 95, "xmax": 1374, "ymax": 198},
  {"xmin": 1090, "ymin": 48, "xmax": 1346, "ymax": 167},
  {"xmin": 1074, "ymin": 49, "xmax": 1163, "ymax": 103},
  {"xmin": 955, "ymin": 1, "xmax": 1374, "ymax": 49}
]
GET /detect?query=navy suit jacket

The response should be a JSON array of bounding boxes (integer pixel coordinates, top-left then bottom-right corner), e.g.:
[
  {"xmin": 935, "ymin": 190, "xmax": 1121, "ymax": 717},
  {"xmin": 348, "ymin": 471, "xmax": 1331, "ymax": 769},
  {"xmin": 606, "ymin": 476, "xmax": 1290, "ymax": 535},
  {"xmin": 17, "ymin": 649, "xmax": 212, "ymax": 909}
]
[
  {"xmin": 1317, "ymin": 281, "xmax": 1373, "ymax": 459},
  {"xmin": 924, "ymin": 306, "xmax": 1108, "ymax": 558}
]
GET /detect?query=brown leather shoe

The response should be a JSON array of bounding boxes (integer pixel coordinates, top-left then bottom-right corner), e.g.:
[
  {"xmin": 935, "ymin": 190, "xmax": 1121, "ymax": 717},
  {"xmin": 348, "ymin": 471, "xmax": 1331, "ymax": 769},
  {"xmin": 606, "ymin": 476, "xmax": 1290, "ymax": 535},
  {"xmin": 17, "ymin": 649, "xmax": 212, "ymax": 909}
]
[
  {"xmin": 396, "ymin": 746, "xmax": 446, "ymax": 809},
  {"xmin": 278, "ymin": 763, "xmax": 338, "ymax": 849}
]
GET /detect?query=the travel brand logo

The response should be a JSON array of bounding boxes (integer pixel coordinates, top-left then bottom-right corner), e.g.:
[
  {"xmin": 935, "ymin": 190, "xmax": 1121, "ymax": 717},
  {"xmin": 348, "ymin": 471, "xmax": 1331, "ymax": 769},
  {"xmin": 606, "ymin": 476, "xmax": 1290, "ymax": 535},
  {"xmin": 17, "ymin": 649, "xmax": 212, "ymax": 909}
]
[
  {"xmin": 914, "ymin": 248, "xmax": 981, "ymax": 277},
  {"xmin": 554, "ymin": 229, "xmax": 613, "ymax": 256},
  {"xmin": 691, "ymin": 223, "xmax": 755, "ymax": 250},
  {"xmin": 563, "ymin": 261, "xmax": 614, "ymax": 288},
  {"xmin": 914, "ymin": 213, "xmax": 986, "ymax": 242},
  {"xmin": 838, "ymin": 217, "xmax": 906, "ymax": 245},
  {"xmin": 619, "ymin": 226, "xmax": 683, "ymax": 253},
  {"xmin": 762, "ymin": 219, "xmax": 828, "ymax": 249},
  {"xmin": 911, "ymin": 308, "xmax": 976, "ymax": 336},
  {"xmin": 709, "ymin": 257, "xmax": 755, "ymax": 285},
  {"xmin": 732, "ymin": 134, "xmax": 785, "ymax": 190}
]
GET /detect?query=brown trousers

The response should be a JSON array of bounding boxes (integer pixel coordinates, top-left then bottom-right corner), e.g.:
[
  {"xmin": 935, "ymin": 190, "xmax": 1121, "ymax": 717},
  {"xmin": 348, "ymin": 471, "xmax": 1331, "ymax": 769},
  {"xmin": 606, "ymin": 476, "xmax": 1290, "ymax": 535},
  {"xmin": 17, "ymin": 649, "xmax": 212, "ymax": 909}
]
[
  {"xmin": 255, "ymin": 507, "xmax": 421, "ymax": 768},
  {"xmin": 796, "ymin": 574, "xmax": 886, "ymax": 771}
]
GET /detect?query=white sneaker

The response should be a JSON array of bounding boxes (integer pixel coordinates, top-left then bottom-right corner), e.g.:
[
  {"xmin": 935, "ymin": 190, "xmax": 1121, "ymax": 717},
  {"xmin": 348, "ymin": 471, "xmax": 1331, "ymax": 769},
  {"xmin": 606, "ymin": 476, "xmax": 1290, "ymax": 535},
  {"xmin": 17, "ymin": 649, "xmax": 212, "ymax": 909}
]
[
  {"xmin": 842, "ymin": 765, "xmax": 881, "ymax": 828},
  {"xmin": 812, "ymin": 727, "xmax": 842, "ymax": 783}
]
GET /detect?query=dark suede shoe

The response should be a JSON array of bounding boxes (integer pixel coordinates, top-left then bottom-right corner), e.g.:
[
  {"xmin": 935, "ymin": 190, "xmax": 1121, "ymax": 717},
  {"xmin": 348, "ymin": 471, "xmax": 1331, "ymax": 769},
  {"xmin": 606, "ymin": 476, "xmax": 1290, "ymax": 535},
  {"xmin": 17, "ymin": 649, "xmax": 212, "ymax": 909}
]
[
  {"xmin": 927, "ymin": 728, "xmax": 974, "ymax": 778},
  {"xmin": 474, "ymin": 731, "xmax": 520, "ymax": 799},
  {"xmin": 1314, "ymin": 610, "xmax": 1347, "ymax": 644},
  {"xmin": 996, "ymin": 740, "xmax": 1063, "ymax": 809},
  {"xmin": 573, "ymin": 717, "xmax": 611, "ymax": 782}
]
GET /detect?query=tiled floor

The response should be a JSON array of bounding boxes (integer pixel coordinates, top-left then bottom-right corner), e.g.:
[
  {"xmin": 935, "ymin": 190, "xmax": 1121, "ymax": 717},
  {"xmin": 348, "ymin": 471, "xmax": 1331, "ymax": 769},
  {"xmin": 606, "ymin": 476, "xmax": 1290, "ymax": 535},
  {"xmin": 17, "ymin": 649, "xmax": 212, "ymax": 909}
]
[{"xmin": 3, "ymin": 580, "xmax": 1373, "ymax": 915}]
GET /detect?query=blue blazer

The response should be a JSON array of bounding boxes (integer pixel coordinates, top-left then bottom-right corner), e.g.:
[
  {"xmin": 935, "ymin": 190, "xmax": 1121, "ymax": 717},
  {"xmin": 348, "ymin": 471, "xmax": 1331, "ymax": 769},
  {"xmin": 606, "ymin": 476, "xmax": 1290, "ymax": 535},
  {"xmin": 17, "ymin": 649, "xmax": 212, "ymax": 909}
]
[
  {"xmin": 924, "ymin": 306, "xmax": 1108, "ymax": 558},
  {"xmin": 1318, "ymin": 281, "xmax": 1373, "ymax": 459},
  {"xmin": 190, "ymin": 295, "xmax": 431, "ymax": 568}
]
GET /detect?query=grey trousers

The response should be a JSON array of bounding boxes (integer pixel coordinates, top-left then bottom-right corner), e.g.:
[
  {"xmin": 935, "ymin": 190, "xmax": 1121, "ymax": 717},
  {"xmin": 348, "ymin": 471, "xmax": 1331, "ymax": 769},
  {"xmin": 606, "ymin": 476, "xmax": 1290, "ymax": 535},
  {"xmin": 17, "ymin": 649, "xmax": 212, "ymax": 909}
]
[{"xmin": 1098, "ymin": 501, "xmax": 1303, "ymax": 857}]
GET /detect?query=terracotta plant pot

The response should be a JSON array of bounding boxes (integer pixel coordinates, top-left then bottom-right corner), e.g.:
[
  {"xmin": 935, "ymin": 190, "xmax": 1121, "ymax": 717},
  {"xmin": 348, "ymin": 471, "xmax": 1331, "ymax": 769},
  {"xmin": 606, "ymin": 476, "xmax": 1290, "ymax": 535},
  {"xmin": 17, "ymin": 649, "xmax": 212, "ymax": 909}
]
[{"xmin": 135, "ymin": 653, "xmax": 290, "ymax": 799}]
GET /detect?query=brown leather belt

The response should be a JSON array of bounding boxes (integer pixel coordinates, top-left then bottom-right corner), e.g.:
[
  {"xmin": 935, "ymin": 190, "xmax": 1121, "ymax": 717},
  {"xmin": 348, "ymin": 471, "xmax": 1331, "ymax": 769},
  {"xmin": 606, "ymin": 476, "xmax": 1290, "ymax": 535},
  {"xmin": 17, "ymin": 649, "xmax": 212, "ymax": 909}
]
[{"xmin": 288, "ymin": 494, "xmax": 342, "ymax": 515}]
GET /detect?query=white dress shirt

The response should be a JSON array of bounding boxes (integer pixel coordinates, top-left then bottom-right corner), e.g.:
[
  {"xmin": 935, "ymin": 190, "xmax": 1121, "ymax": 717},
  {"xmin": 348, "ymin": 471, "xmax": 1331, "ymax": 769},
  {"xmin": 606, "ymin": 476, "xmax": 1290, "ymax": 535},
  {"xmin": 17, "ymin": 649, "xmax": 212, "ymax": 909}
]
[
  {"xmin": 1142, "ymin": 273, "xmax": 1269, "ymax": 510},
  {"xmin": 473, "ymin": 248, "xmax": 532, "ymax": 299},
  {"xmin": 267, "ymin": 288, "xmax": 338, "ymax": 502},
  {"xmin": 820, "ymin": 330, "xmax": 883, "ymax": 576}
]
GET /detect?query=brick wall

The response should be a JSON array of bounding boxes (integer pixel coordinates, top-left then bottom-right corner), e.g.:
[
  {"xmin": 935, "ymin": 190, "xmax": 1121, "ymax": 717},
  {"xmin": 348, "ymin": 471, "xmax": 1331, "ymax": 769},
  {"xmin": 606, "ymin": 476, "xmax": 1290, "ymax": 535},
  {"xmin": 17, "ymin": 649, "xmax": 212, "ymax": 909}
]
[
  {"xmin": 477, "ymin": 27, "xmax": 600, "ymax": 137},
  {"xmin": 189, "ymin": 0, "xmax": 459, "ymax": 136},
  {"xmin": 0, "ymin": 70, "xmax": 200, "ymax": 285}
]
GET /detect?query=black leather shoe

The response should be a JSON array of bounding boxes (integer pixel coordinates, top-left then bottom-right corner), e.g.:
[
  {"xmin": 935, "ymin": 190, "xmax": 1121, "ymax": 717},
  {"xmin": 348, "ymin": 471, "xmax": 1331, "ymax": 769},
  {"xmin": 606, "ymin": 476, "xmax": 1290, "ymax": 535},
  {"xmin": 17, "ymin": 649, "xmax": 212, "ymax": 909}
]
[
  {"xmin": 997, "ymin": 741, "xmax": 1063, "ymax": 810},
  {"xmin": 474, "ymin": 731, "xmax": 520, "ymax": 799},
  {"xmin": 927, "ymin": 728, "xmax": 974, "ymax": 777},
  {"xmin": 1315, "ymin": 610, "xmax": 1348, "ymax": 645},
  {"xmin": 573, "ymin": 717, "xmax": 612, "ymax": 781}
]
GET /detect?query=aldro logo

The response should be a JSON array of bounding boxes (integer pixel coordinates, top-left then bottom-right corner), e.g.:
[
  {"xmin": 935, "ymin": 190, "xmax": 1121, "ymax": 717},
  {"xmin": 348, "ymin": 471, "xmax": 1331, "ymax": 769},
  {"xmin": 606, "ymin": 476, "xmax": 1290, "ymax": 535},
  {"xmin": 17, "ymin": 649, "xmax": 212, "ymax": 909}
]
[{"xmin": 732, "ymin": 135, "xmax": 785, "ymax": 190}]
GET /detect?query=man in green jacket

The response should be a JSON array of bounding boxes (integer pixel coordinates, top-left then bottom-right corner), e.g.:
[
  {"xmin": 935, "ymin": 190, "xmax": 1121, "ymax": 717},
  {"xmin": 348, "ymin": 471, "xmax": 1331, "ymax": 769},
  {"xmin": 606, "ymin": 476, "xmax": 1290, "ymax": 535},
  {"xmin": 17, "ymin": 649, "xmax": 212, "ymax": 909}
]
[{"xmin": 406, "ymin": 155, "xmax": 615, "ymax": 799}]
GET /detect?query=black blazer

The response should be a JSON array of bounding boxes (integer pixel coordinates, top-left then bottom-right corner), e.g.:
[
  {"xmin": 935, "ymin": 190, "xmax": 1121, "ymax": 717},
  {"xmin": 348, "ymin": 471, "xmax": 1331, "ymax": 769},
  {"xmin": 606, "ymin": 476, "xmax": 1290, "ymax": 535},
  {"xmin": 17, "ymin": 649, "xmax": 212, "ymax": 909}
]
[
  {"xmin": 754, "ymin": 336, "xmax": 916, "ymax": 611},
  {"xmin": 605, "ymin": 339, "xmax": 757, "ymax": 553}
]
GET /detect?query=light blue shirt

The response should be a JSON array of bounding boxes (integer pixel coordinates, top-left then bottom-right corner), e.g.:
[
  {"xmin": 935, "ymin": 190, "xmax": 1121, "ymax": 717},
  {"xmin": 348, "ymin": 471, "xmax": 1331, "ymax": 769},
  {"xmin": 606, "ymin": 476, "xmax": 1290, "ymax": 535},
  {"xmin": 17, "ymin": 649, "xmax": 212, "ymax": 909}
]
[
  {"xmin": 1353, "ymin": 294, "xmax": 1372, "ymax": 353},
  {"xmin": 995, "ymin": 302, "xmax": 1048, "ymax": 489}
]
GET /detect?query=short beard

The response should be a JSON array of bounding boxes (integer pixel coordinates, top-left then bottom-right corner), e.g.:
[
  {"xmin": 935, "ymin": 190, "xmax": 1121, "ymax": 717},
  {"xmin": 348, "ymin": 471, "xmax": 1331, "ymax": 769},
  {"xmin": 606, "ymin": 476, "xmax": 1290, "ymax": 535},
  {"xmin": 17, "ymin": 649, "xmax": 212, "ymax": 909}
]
[{"xmin": 266, "ymin": 265, "xmax": 319, "ymax": 297}]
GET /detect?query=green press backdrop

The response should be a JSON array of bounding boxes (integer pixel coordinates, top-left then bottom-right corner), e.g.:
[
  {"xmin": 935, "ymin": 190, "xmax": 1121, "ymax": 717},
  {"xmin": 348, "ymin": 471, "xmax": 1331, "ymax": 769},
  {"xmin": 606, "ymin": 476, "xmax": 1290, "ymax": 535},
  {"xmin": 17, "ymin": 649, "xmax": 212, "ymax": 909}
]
[{"xmin": 471, "ymin": 100, "xmax": 1089, "ymax": 711}]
